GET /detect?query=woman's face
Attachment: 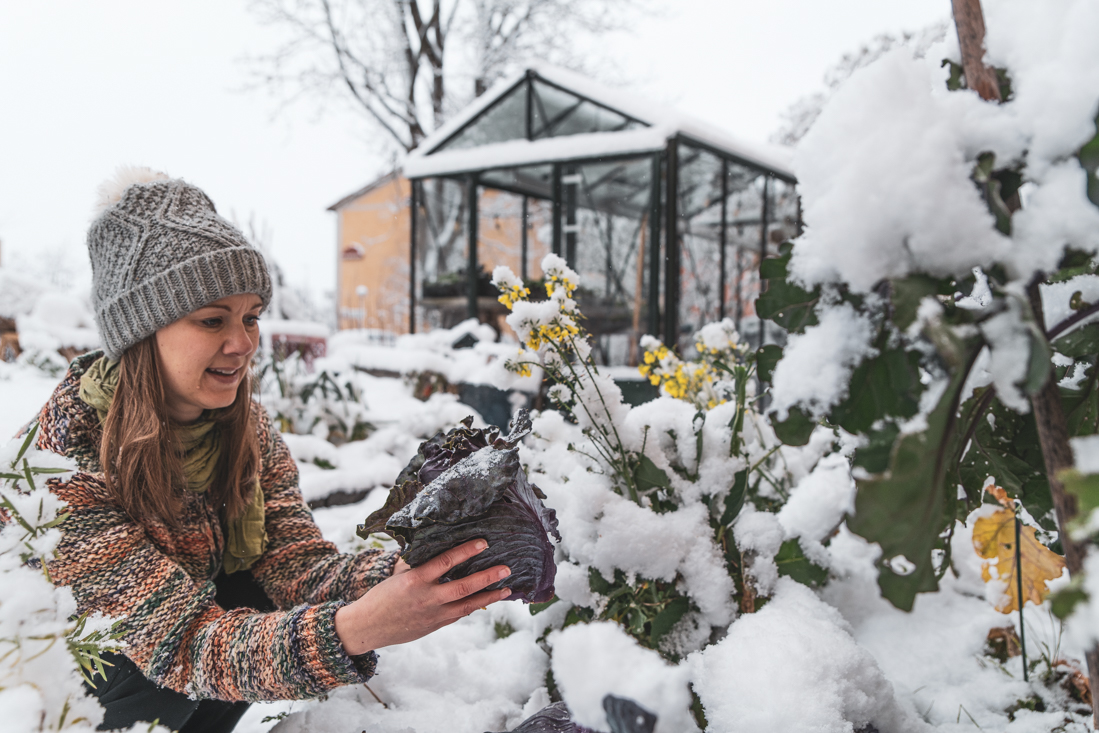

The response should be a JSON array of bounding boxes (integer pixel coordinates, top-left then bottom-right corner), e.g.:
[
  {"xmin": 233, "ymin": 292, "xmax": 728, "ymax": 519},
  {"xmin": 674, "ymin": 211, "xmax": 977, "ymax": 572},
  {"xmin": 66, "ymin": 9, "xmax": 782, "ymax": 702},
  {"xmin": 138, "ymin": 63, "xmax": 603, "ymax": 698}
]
[{"xmin": 154, "ymin": 293, "xmax": 263, "ymax": 423}]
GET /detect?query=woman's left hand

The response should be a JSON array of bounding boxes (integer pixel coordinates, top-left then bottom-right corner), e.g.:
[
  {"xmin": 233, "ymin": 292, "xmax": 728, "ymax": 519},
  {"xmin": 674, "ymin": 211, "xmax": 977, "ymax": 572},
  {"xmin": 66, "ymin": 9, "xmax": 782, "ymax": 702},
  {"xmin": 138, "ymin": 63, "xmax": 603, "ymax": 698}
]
[{"xmin": 392, "ymin": 557, "xmax": 411, "ymax": 575}]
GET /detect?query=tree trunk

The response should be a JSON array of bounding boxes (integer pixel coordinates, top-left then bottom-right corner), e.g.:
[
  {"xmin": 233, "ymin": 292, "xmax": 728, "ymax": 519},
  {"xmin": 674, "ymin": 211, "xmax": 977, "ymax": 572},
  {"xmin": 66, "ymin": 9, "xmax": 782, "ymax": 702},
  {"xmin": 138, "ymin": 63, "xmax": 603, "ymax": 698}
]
[
  {"xmin": 956, "ymin": 0, "xmax": 1099, "ymax": 718},
  {"xmin": 1028, "ymin": 285, "xmax": 1099, "ymax": 724},
  {"xmin": 950, "ymin": 0, "xmax": 1002, "ymax": 102}
]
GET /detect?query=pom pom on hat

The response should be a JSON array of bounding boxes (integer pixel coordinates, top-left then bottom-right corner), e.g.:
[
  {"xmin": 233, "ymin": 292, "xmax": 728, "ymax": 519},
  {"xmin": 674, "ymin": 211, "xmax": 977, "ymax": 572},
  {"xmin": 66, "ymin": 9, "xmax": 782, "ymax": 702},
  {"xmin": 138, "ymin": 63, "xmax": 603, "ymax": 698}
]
[{"xmin": 93, "ymin": 166, "xmax": 171, "ymax": 216}]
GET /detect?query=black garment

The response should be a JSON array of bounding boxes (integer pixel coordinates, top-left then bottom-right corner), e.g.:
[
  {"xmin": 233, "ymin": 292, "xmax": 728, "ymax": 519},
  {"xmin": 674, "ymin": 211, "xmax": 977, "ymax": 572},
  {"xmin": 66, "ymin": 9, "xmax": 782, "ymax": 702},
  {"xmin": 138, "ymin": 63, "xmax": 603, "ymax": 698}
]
[{"xmin": 87, "ymin": 569, "xmax": 276, "ymax": 732}]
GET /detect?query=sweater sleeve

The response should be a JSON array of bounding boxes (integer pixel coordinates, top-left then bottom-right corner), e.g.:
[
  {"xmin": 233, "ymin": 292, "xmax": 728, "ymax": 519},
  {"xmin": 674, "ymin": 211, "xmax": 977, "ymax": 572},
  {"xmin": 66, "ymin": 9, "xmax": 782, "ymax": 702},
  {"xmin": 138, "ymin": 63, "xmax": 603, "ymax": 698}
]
[
  {"xmin": 46, "ymin": 473, "xmax": 373, "ymax": 702},
  {"xmin": 250, "ymin": 407, "xmax": 400, "ymax": 609}
]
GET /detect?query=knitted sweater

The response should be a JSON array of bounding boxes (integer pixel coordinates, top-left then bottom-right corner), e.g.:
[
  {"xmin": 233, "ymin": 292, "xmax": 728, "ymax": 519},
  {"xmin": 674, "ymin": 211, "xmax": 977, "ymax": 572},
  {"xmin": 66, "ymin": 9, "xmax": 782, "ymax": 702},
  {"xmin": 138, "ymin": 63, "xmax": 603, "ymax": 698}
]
[{"xmin": 31, "ymin": 352, "xmax": 398, "ymax": 702}]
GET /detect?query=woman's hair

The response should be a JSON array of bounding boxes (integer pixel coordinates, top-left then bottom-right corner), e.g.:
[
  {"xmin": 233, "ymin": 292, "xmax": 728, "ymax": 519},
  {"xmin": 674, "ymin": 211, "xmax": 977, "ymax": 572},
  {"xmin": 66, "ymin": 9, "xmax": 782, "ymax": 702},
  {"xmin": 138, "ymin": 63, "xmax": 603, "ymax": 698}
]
[{"xmin": 99, "ymin": 337, "xmax": 260, "ymax": 527}]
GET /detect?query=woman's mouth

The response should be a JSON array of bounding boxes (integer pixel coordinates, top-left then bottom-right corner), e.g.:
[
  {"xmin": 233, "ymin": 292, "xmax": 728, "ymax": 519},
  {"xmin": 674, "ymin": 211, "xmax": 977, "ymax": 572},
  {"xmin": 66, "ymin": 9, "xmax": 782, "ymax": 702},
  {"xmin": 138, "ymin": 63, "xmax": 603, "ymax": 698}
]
[{"xmin": 205, "ymin": 366, "xmax": 242, "ymax": 384}]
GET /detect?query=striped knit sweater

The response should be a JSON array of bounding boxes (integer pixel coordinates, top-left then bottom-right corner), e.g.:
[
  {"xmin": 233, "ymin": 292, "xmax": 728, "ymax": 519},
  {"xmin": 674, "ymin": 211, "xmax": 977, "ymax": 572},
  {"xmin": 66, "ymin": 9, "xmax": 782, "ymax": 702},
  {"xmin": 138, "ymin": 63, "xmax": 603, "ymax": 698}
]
[{"xmin": 30, "ymin": 351, "xmax": 398, "ymax": 702}]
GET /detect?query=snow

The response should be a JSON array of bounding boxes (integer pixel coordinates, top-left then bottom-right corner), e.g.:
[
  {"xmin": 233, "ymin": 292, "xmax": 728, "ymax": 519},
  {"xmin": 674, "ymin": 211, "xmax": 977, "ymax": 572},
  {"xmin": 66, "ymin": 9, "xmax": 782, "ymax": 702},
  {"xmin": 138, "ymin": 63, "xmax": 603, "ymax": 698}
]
[
  {"xmin": 0, "ymin": 360, "xmax": 62, "ymax": 439},
  {"xmin": 979, "ymin": 295, "xmax": 1034, "ymax": 412},
  {"xmin": 16, "ymin": 291, "xmax": 99, "ymax": 354},
  {"xmin": 1070, "ymin": 435, "xmax": 1099, "ymax": 475},
  {"xmin": 550, "ymin": 622, "xmax": 698, "ymax": 733},
  {"xmin": 691, "ymin": 578, "xmax": 921, "ymax": 733},
  {"xmin": 329, "ymin": 319, "xmax": 542, "ymax": 393},
  {"xmin": 778, "ymin": 452, "xmax": 856, "ymax": 547},
  {"xmin": 770, "ymin": 302, "xmax": 877, "ymax": 420},
  {"xmin": 787, "ymin": 0, "xmax": 1099, "ymax": 293}
]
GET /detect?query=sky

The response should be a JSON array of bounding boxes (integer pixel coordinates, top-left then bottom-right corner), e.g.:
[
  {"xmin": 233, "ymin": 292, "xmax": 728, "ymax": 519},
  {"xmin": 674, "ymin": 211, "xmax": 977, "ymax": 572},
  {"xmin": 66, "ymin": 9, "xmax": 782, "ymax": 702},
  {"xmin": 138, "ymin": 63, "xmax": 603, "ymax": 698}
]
[{"xmin": 0, "ymin": 0, "xmax": 950, "ymax": 300}]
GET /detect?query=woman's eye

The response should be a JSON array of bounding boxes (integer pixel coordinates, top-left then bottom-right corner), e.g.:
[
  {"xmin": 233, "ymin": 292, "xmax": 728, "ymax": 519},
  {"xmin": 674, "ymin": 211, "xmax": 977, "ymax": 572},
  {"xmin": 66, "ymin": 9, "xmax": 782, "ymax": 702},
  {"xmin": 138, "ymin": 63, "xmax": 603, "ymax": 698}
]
[
  {"xmin": 201, "ymin": 318, "xmax": 222, "ymax": 327},
  {"xmin": 244, "ymin": 315, "xmax": 261, "ymax": 327}
]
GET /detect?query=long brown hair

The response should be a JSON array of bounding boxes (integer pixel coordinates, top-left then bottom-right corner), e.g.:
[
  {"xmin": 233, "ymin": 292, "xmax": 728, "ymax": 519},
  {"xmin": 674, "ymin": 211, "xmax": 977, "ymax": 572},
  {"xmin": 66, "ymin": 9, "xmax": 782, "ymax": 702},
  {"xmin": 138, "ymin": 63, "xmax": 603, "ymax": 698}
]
[{"xmin": 99, "ymin": 337, "xmax": 260, "ymax": 527}]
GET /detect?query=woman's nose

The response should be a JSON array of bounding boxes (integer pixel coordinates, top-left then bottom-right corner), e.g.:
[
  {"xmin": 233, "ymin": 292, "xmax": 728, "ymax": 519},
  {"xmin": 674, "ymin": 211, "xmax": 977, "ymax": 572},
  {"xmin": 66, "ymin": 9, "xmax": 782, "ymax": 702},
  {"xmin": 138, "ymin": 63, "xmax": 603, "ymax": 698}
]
[{"xmin": 223, "ymin": 322, "xmax": 257, "ymax": 356}]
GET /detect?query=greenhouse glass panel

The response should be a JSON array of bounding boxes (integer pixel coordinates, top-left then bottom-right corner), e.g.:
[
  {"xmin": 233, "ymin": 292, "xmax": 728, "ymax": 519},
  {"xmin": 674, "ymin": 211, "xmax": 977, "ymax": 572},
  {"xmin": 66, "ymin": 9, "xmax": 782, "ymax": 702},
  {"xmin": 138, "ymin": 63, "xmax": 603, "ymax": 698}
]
[
  {"xmin": 563, "ymin": 157, "xmax": 654, "ymax": 365},
  {"xmin": 531, "ymin": 81, "xmax": 642, "ymax": 140},
  {"xmin": 677, "ymin": 144, "xmax": 726, "ymax": 339},
  {"xmin": 437, "ymin": 83, "xmax": 529, "ymax": 151}
]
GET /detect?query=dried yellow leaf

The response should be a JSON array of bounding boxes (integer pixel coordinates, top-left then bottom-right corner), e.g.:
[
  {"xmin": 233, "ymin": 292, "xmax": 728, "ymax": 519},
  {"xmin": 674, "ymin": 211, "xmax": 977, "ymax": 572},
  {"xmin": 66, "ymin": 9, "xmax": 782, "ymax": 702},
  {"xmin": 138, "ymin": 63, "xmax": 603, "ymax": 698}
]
[{"xmin": 972, "ymin": 508, "xmax": 1065, "ymax": 613}]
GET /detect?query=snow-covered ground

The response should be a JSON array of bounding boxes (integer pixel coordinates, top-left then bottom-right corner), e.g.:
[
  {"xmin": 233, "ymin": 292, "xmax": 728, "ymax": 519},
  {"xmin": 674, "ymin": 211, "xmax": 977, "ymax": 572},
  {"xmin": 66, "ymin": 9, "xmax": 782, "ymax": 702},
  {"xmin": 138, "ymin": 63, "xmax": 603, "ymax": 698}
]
[{"xmin": 2, "ymin": 326, "xmax": 1093, "ymax": 733}]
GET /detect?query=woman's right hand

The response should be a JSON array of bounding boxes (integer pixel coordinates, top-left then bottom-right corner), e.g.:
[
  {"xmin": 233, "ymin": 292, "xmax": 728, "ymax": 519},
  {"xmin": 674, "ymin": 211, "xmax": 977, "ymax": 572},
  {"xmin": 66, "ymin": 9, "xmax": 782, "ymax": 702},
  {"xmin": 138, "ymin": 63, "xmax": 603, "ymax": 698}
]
[{"xmin": 334, "ymin": 539, "xmax": 510, "ymax": 656}]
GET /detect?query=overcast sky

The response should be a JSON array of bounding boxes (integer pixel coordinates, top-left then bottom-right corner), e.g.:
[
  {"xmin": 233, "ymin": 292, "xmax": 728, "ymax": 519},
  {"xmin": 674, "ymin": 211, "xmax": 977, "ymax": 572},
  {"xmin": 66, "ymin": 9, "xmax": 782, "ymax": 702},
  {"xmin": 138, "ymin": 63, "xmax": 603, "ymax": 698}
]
[{"xmin": 0, "ymin": 0, "xmax": 950, "ymax": 298}]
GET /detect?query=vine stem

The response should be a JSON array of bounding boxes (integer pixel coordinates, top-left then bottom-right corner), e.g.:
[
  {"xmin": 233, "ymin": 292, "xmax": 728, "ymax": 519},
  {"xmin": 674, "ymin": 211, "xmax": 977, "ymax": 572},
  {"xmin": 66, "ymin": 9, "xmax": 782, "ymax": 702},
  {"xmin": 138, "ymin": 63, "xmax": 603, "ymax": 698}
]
[
  {"xmin": 1014, "ymin": 503, "xmax": 1028, "ymax": 683},
  {"xmin": 1026, "ymin": 280, "xmax": 1099, "ymax": 724}
]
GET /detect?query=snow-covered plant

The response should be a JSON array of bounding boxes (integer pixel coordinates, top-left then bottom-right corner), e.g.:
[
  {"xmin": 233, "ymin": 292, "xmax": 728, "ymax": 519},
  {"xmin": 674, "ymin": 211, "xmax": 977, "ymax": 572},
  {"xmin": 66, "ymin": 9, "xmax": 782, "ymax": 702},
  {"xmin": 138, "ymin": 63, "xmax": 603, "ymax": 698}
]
[
  {"xmin": 257, "ymin": 352, "xmax": 373, "ymax": 444},
  {"xmin": 493, "ymin": 256, "xmax": 820, "ymax": 665},
  {"xmin": 637, "ymin": 320, "xmax": 749, "ymax": 411},
  {"xmin": 0, "ymin": 426, "xmax": 153, "ymax": 732},
  {"xmin": 754, "ymin": 0, "xmax": 1099, "ymax": 720}
]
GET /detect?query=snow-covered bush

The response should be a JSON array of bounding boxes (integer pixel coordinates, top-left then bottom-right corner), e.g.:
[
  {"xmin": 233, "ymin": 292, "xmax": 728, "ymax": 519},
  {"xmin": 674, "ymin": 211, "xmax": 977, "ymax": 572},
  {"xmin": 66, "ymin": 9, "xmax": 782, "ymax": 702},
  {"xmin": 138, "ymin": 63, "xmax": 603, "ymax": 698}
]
[
  {"xmin": 486, "ymin": 255, "xmax": 885, "ymax": 729},
  {"xmin": 257, "ymin": 351, "xmax": 374, "ymax": 444},
  {"xmin": 0, "ymin": 427, "xmax": 168, "ymax": 733},
  {"xmin": 753, "ymin": 0, "xmax": 1099, "ymax": 722}
]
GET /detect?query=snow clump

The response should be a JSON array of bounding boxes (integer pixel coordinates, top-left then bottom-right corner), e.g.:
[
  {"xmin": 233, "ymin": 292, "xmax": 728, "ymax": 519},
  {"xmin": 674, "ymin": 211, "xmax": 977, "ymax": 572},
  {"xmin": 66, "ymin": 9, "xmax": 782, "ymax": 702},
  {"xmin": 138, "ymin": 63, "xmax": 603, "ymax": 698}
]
[{"xmin": 690, "ymin": 578, "xmax": 925, "ymax": 733}]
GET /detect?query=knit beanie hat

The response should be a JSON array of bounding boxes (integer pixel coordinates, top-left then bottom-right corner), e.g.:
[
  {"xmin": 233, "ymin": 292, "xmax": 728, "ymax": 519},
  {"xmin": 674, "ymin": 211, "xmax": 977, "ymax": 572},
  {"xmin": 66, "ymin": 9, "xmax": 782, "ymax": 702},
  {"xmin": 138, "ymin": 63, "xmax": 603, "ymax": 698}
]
[{"xmin": 87, "ymin": 167, "xmax": 272, "ymax": 359}]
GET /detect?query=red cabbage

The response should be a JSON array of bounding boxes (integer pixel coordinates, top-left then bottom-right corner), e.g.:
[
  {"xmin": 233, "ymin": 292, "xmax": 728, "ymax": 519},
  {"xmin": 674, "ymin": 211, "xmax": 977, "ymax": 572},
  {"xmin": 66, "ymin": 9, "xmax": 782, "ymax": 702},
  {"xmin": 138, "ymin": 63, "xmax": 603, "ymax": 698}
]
[{"xmin": 358, "ymin": 410, "xmax": 560, "ymax": 603}]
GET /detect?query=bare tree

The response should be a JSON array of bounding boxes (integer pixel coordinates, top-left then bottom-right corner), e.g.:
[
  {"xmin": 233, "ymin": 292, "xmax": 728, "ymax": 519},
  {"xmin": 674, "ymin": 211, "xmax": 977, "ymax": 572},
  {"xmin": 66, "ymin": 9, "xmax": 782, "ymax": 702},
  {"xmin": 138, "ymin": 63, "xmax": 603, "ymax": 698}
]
[{"xmin": 248, "ymin": 0, "xmax": 644, "ymax": 154}]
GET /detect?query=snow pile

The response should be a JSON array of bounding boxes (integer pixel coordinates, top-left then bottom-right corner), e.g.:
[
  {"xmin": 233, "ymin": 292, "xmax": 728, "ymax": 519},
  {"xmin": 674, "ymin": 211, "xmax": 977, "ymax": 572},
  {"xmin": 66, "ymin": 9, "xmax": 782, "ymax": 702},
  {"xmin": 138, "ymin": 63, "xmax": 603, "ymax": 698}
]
[
  {"xmin": 271, "ymin": 605, "xmax": 548, "ymax": 733},
  {"xmin": 790, "ymin": 0, "xmax": 1099, "ymax": 291},
  {"xmin": 550, "ymin": 622, "xmax": 697, "ymax": 733},
  {"xmin": 691, "ymin": 578, "xmax": 920, "ymax": 733},
  {"xmin": 17, "ymin": 292, "xmax": 99, "ymax": 353},
  {"xmin": 770, "ymin": 303, "xmax": 876, "ymax": 419},
  {"xmin": 331, "ymin": 319, "xmax": 542, "ymax": 392},
  {"xmin": 0, "ymin": 268, "xmax": 48, "ymax": 320}
]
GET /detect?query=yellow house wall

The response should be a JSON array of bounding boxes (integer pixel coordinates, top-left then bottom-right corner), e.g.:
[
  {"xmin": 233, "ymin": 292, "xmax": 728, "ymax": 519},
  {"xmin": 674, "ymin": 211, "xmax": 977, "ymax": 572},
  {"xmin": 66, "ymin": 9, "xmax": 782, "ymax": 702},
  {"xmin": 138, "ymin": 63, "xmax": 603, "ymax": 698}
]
[
  {"xmin": 336, "ymin": 176, "xmax": 411, "ymax": 333},
  {"xmin": 335, "ymin": 175, "xmax": 549, "ymax": 334}
]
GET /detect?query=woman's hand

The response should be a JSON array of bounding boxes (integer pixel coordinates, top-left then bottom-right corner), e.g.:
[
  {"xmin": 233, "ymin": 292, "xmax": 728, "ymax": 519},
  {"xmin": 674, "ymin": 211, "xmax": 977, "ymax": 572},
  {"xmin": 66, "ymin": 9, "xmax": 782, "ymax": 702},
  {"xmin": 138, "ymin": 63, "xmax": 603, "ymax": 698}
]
[
  {"xmin": 392, "ymin": 557, "xmax": 411, "ymax": 575},
  {"xmin": 335, "ymin": 539, "xmax": 509, "ymax": 656}
]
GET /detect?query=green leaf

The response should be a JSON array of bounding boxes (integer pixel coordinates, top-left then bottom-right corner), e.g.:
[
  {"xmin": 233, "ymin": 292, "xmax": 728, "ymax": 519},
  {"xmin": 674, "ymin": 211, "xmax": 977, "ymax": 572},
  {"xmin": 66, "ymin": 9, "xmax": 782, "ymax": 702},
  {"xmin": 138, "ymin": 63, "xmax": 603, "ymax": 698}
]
[
  {"xmin": 1051, "ymin": 577, "xmax": 1089, "ymax": 620},
  {"xmin": 849, "ymin": 343, "xmax": 980, "ymax": 611},
  {"xmin": 942, "ymin": 58, "xmax": 965, "ymax": 91},
  {"xmin": 853, "ymin": 423, "xmax": 901, "ymax": 474},
  {"xmin": 634, "ymin": 454, "xmax": 671, "ymax": 493},
  {"xmin": 588, "ymin": 566, "xmax": 614, "ymax": 595},
  {"xmin": 1023, "ymin": 324, "xmax": 1052, "ymax": 396},
  {"xmin": 1078, "ymin": 113, "xmax": 1099, "ymax": 207},
  {"xmin": 756, "ymin": 244, "xmax": 820, "ymax": 334},
  {"xmin": 756, "ymin": 345, "xmax": 783, "ymax": 385},
  {"xmin": 1063, "ymin": 360, "xmax": 1099, "ymax": 436},
  {"xmin": 770, "ymin": 406, "xmax": 815, "ymax": 447},
  {"xmin": 1060, "ymin": 468, "xmax": 1099, "ymax": 538},
  {"xmin": 720, "ymin": 470, "xmax": 748, "ymax": 526},
  {"xmin": 891, "ymin": 275, "xmax": 941, "ymax": 331},
  {"xmin": 959, "ymin": 392, "xmax": 1055, "ymax": 529},
  {"xmin": 649, "ymin": 596, "xmax": 691, "ymax": 647},
  {"xmin": 775, "ymin": 539, "xmax": 828, "ymax": 587},
  {"xmin": 1053, "ymin": 324, "xmax": 1099, "ymax": 358},
  {"xmin": 529, "ymin": 596, "xmax": 560, "ymax": 615},
  {"xmin": 830, "ymin": 345, "xmax": 922, "ymax": 434}
]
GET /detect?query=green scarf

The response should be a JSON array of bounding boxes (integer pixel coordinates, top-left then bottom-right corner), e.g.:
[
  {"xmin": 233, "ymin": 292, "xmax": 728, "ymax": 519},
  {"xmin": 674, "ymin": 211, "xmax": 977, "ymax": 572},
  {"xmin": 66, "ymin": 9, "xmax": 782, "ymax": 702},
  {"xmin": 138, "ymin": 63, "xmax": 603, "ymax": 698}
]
[{"xmin": 80, "ymin": 356, "xmax": 268, "ymax": 573}]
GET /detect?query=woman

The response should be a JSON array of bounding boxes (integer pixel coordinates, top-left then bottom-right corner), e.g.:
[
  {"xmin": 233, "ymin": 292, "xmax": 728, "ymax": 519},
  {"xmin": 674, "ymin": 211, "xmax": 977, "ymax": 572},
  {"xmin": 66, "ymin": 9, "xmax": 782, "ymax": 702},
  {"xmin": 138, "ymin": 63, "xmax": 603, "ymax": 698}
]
[{"xmin": 30, "ymin": 168, "xmax": 511, "ymax": 732}]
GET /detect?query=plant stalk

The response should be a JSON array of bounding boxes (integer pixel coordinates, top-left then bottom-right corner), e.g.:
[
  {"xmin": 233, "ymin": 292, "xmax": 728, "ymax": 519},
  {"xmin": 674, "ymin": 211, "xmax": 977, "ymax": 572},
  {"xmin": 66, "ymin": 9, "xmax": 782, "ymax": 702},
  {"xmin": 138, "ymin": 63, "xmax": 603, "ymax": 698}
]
[{"xmin": 1028, "ymin": 283, "xmax": 1099, "ymax": 723}]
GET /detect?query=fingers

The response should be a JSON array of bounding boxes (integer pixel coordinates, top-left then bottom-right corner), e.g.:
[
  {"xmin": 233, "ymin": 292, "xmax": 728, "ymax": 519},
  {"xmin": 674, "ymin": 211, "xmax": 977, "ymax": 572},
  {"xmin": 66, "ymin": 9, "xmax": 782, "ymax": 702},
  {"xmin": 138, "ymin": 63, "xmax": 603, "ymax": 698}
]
[
  {"xmin": 441, "ymin": 586, "xmax": 513, "ymax": 622},
  {"xmin": 437, "ymin": 563, "xmax": 511, "ymax": 603},
  {"xmin": 417, "ymin": 538, "xmax": 489, "ymax": 582}
]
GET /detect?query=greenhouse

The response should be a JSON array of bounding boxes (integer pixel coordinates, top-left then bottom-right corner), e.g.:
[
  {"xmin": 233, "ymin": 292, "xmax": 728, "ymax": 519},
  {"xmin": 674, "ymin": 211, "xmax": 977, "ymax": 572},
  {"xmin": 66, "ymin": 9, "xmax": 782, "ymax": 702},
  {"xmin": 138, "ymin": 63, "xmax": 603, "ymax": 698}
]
[{"xmin": 403, "ymin": 65, "xmax": 799, "ymax": 362}]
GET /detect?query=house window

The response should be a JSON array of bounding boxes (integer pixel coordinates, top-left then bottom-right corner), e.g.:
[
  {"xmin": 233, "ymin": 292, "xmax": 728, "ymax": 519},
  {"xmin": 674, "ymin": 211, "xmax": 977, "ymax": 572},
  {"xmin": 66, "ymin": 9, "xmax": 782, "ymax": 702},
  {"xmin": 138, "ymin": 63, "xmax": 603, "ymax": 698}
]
[{"xmin": 342, "ymin": 243, "xmax": 365, "ymax": 260}]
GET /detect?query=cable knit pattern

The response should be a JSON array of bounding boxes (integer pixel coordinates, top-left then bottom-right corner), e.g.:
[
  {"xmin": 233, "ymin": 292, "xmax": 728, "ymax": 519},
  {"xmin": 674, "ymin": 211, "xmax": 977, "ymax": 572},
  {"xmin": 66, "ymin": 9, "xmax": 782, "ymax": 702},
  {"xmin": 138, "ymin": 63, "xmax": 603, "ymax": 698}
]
[{"xmin": 31, "ymin": 351, "xmax": 399, "ymax": 701}]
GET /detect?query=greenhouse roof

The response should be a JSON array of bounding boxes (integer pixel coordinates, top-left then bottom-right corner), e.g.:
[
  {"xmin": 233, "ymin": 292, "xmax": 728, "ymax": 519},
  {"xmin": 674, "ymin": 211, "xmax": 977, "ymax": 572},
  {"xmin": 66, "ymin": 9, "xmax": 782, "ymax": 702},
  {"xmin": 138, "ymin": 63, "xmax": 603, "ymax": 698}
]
[{"xmin": 402, "ymin": 64, "xmax": 795, "ymax": 182}]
